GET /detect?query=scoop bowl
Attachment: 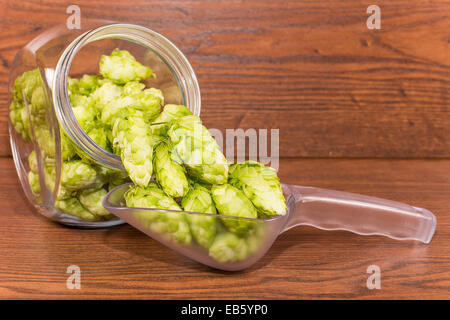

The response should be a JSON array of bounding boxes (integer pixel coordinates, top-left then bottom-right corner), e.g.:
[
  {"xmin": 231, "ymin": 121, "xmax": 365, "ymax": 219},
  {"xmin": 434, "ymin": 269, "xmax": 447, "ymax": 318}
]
[{"xmin": 103, "ymin": 183, "xmax": 436, "ymax": 271}]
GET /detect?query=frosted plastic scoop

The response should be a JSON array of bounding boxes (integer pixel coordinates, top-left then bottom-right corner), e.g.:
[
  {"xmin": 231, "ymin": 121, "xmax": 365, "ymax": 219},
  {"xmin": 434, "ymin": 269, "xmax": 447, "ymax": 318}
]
[{"xmin": 103, "ymin": 183, "xmax": 436, "ymax": 271}]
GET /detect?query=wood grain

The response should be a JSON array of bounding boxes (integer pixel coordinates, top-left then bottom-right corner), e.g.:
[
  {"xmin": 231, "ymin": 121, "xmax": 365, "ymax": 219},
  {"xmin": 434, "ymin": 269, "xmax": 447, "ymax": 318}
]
[
  {"xmin": 0, "ymin": 0, "xmax": 449, "ymax": 158},
  {"xmin": 0, "ymin": 157, "xmax": 448, "ymax": 299},
  {"xmin": 0, "ymin": 0, "xmax": 449, "ymax": 300}
]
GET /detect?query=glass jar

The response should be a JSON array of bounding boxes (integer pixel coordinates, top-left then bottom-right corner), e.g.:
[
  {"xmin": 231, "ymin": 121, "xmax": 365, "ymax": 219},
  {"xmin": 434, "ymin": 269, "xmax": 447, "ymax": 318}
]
[{"xmin": 8, "ymin": 22, "xmax": 201, "ymax": 227}]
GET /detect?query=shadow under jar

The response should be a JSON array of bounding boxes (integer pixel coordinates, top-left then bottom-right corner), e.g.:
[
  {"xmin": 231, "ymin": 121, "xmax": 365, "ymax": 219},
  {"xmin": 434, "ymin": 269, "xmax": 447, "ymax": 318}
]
[{"xmin": 8, "ymin": 22, "xmax": 201, "ymax": 227}]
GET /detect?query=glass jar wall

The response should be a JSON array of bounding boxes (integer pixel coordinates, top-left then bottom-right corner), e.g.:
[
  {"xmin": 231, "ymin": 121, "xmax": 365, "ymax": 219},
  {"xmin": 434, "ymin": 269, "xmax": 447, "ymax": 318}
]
[{"xmin": 8, "ymin": 22, "xmax": 201, "ymax": 227}]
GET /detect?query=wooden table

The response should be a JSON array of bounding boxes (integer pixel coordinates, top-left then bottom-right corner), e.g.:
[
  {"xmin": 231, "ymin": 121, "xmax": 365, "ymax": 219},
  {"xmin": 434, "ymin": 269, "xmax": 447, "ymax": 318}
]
[{"xmin": 0, "ymin": 0, "xmax": 449, "ymax": 299}]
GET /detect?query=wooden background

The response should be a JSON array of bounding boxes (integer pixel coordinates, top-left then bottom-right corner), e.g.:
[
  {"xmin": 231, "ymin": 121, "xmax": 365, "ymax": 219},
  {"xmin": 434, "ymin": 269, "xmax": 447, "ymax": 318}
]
[{"xmin": 0, "ymin": 0, "xmax": 449, "ymax": 299}]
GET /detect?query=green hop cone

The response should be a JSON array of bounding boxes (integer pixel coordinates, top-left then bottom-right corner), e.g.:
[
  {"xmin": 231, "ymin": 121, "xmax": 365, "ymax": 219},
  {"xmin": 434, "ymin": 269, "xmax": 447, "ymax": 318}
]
[
  {"xmin": 229, "ymin": 161, "xmax": 287, "ymax": 216},
  {"xmin": 28, "ymin": 170, "xmax": 41, "ymax": 195},
  {"xmin": 168, "ymin": 115, "xmax": 228, "ymax": 185},
  {"xmin": 124, "ymin": 183, "xmax": 172, "ymax": 210},
  {"xmin": 153, "ymin": 142, "xmax": 189, "ymax": 197},
  {"xmin": 99, "ymin": 49, "xmax": 153, "ymax": 84},
  {"xmin": 99, "ymin": 82, "xmax": 162, "ymax": 126},
  {"xmin": 187, "ymin": 177, "xmax": 213, "ymax": 191},
  {"xmin": 78, "ymin": 188, "xmax": 111, "ymax": 217},
  {"xmin": 100, "ymin": 97, "xmax": 133, "ymax": 127},
  {"xmin": 125, "ymin": 183, "xmax": 192, "ymax": 245},
  {"xmin": 67, "ymin": 77, "xmax": 80, "ymax": 96},
  {"xmin": 34, "ymin": 125, "xmax": 55, "ymax": 158},
  {"xmin": 13, "ymin": 68, "xmax": 42, "ymax": 102},
  {"xmin": 112, "ymin": 115, "xmax": 153, "ymax": 187},
  {"xmin": 151, "ymin": 104, "xmax": 192, "ymax": 137},
  {"xmin": 181, "ymin": 183, "xmax": 217, "ymax": 248},
  {"xmin": 209, "ymin": 231, "xmax": 248, "ymax": 263},
  {"xmin": 244, "ymin": 222, "xmax": 267, "ymax": 256},
  {"xmin": 107, "ymin": 170, "xmax": 132, "ymax": 191},
  {"xmin": 43, "ymin": 164, "xmax": 75, "ymax": 200},
  {"xmin": 60, "ymin": 160, "xmax": 104, "ymax": 191},
  {"xmin": 91, "ymin": 80, "xmax": 123, "ymax": 115},
  {"xmin": 86, "ymin": 126, "xmax": 112, "ymax": 152},
  {"xmin": 70, "ymin": 94, "xmax": 97, "ymax": 133},
  {"xmin": 9, "ymin": 69, "xmax": 45, "ymax": 141},
  {"xmin": 9, "ymin": 101, "xmax": 32, "ymax": 142},
  {"xmin": 151, "ymin": 135, "xmax": 165, "ymax": 148},
  {"xmin": 55, "ymin": 197, "xmax": 100, "ymax": 221},
  {"xmin": 121, "ymin": 81, "xmax": 163, "ymax": 121},
  {"xmin": 76, "ymin": 74, "xmax": 100, "ymax": 96},
  {"xmin": 28, "ymin": 151, "xmax": 38, "ymax": 173},
  {"xmin": 30, "ymin": 86, "xmax": 46, "ymax": 116},
  {"xmin": 61, "ymin": 132, "xmax": 77, "ymax": 161},
  {"xmin": 211, "ymin": 184, "xmax": 258, "ymax": 235},
  {"xmin": 34, "ymin": 124, "xmax": 76, "ymax": 161}
]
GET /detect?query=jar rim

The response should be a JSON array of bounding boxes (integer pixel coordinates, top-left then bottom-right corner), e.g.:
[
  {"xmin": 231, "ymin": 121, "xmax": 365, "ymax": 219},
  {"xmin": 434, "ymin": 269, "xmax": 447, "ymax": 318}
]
[{"xmin": 53, "ymin": 23, "xmax": 201, "ymax": 170}]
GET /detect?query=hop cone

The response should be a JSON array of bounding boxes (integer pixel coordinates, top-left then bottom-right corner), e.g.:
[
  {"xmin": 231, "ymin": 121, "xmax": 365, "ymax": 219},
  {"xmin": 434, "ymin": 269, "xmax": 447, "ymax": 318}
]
[
  {"xmin": 151, "ymin": 104, "xmax": 192, "ymax": 137},
  {"xmin": 28, "ymin": 171, "xmax": 41, "ymax": 196},
  {"xmin": 153, "ymin": 141, "xmax": 189, "ymax": 197},
  {"xmin": 125, "ymin": 183, "xmax": 192, "ymax": 245},
  {"xmin": 209, "ymin": 231, "xmax": 248, "ymax": 263},
  {"xmin": 181, "ymin": 183, "xmax": 217, "ymax": 248},
  {"xmin": 211, "ymin": 184, "xmax": 257, "ymax": 235},
  {"xmin": 168, "ymin": 115, "xmax": 228, "ymax": 185},
  {"xmin": 60, "ymin": 160, "xmax": 103, "ymax": 191},
  {"xmin": 112, "ymin": 115, "xmax": 153, "ymax": 187},
  {"xmin": 79, "ymin": 188, "xmax": 111, "ymax": 217},
  {"xmin": 229, "ymin": 161, "xmax": 287, "ymax": 216},
  {"xmin": 99, "ymin": 82, "xmax": 162, "ymax": 126},
  {"xmin": 99, "ymin": 49, "xmax": 153, "ymax": 84},
  {"xmin": 55, "ymin": 197, "xmax": 100, "ymax": 221}
]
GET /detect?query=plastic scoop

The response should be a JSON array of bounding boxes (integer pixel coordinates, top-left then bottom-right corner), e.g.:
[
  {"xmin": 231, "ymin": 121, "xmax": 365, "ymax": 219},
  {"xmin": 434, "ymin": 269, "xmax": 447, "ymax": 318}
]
[{"xmin": 103, "ymin": 183, "xmax": 436, "ymax": 271}]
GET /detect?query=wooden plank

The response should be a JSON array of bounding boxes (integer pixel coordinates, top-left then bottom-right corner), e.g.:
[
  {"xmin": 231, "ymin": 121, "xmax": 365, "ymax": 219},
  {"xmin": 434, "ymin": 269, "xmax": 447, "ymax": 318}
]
[
  {"xmin": 0, "ymin": 0, "xmax": 449, "ymax": 158},
  {"xmin": 0, "ymin": 157, "xmax": 448, "ymax": 299}
]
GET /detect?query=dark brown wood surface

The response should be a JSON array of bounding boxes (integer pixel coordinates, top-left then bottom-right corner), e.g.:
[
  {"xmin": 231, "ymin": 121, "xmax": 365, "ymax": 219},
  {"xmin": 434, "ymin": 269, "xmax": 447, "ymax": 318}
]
[
  {"xmin": 0, "ymin": 0, "xmax": 449, "ymax": 299},
  {"xmin": 0, "ymin": 157, "xmax": 449, "ymax": 299},
  {"xmin": 0, "ymin": 0, "xmax": 449, "ymax": 158}
]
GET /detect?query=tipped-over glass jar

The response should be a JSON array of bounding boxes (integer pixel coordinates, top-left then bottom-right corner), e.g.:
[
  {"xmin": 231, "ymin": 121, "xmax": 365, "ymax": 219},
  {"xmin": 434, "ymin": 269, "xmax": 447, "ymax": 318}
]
[{"xmin": 8, "ymin": 22, "xmax": 201, "ymax": 227}]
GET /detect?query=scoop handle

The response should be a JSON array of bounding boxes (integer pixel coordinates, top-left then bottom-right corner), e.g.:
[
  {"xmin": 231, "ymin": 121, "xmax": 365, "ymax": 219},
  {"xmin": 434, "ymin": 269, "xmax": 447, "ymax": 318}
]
[{"xmin": 283, "ymin": 185, "xmax": 436, "ymax": 243}]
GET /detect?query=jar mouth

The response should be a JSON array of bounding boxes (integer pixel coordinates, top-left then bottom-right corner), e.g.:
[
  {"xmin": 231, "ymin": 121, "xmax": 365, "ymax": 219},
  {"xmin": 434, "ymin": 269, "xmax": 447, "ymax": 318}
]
[{"xmin": 53, "ymin": 23, "xmax": 201, "ymax": 170}]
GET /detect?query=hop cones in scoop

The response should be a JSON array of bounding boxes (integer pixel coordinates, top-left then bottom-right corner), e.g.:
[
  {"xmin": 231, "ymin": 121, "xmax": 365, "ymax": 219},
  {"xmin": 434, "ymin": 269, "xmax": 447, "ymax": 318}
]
[
  {"xmin": 229, "ymin": 161, "xmax": 287, "ymax": 216},
  {"xmin": 168, "ymin": 115, "xmax": 228, "ymax": 185}
]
